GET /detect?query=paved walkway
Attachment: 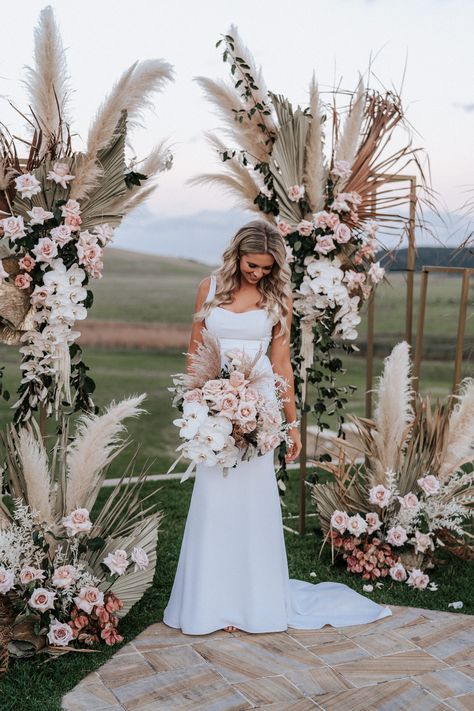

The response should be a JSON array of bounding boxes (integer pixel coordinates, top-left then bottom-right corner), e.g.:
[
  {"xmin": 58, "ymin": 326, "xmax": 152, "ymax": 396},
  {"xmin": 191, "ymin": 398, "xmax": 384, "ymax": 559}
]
[{"xmin": 61, "ymin": 605, "xmax": 474, "ymax": 710}]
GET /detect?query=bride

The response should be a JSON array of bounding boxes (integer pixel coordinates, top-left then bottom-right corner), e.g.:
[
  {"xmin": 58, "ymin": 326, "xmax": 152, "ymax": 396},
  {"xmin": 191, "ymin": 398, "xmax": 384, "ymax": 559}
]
[{"xmin": 163, "ymin": 219, "xmax": 391, "ymax": 635}]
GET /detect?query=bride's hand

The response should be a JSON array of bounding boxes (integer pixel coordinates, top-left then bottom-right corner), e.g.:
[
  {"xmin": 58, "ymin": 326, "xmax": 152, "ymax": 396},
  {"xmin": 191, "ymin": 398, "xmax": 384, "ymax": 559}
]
[{"xmin": 285, "ymin": 428, "xmax": 302, "ymax": 463}]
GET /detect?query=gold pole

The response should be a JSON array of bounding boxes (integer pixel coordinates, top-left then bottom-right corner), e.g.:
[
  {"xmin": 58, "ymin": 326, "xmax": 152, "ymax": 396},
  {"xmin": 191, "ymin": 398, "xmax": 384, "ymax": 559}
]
[
  {"xmin": 453, "ymin": 270, "xmax": 471, "ymax": 393},
  {"xmin": 299, "ymin": 380, "xmax": 308, "ymax": 535},
  {"xmin": 405, "ymin": 177, "xmax": 417, "ymax": 345},
  {"xmin": 413, "ymin": 267, "xmax": 429, "ymax": 393},
  {"xmin": 365, "ymin": 290, "xmax": 375, "ymax": 418}
]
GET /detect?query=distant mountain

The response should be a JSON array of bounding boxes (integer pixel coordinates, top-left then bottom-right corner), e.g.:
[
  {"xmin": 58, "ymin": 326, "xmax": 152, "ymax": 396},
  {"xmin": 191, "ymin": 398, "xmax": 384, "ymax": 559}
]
[
  {"xmin": 379, "ymin": 247, "xmax": 474, "ymax": 271},
  {"xmin": 112, "ymin": 206, "xmax": 473, "ymax": 266}
]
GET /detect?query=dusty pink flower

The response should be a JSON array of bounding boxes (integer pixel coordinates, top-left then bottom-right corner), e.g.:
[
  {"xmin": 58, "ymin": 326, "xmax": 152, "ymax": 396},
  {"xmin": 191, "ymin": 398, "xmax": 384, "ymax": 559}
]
[
  {"xmin": 369, "ymin": 484, "xmax": 391, "ymax": 509},
  {"xmin": 285, "ymin": 244, "xmax": 295, "ymax": 263},
  {"xmin": 47, "ymin": 620, "xmax": 74, "ymax": 647},
  {"xmin": 277, "ymin": 220, "xmax": 293, "ymax": 237},
  {"xmin": 407, "ymin": 568, "xmax": 429, "ymax": 590},
  {"xmin": 417, "ymin": 475, "xmax": 440, "ymax": 496},
  {"xmin": 74, "ymin": 586, "xmax": 104, "ymax": 614},
  {"xmin": 103, "ymin": 549, "xmax": 129, "ymax": 576},
  {"xmin": 369, "ymin": 262, "xmax": 385, "ymax": 284},
  {"xmin": 131, "ymin": 547, "xmax": 149, "ymax": 571},
  {"xmin": 60, "ymin": 199, "xmax": 81, "ymax": 217},
  {"xmin": 297, "ymin": 219, "xmax": 313, "ymax": 236},
  {"xmin": 220, "ymin": 393, "xmax": 239, "ymax": 416},
  {"xmin": 19, "ymin": 254, "xmax": 36, "ymax": 272},
  {"xmin": 27, "ymin": 207, "xmax": 54, "ymax": 225},
  {"xmin": 95, "ymin": 605, "xmax": 110, "ymax": 625},
  {"xmin": 47, "ymin": 161, "xmax": 75, "ymax": 189},
  {"xmin": 14, "ymin": 273, "xmax": 32, "ymax": 289},
  {"xmin": 52, "ymin": 565, "xmax": 78, "ymax": 589},
  {"xmin": 389, "ymin": 562, "xmax": 407, "ymax": 581},
  {"xmin": 31, "ymin": 285, "xmax": 52, "ymax": 306},
  {"xmin": 365, "ymin": 512, "xmax": 382, "ymax": 534},
  {"xmin": 62, "ymin": 508, "xmax": 92, "ymax": 536},
  {"xmin": 65, "ymin": 214, "xmax": 82, "ymax": 230},
  {"xmin": 236, "ymin": 402, "xmax": 257, "ymax": 423},
  {"xmin": 14, "ymin": 172, "xmax": 41, "ymax": 198},
  {"xmin": 32, "ymin": 236, "xmax": 58, "ymax": 264},
  {"xmin": 413, "ymin": 531, "xmax": 434, "ymax": 554},
  {"xmin": 333, "ymin": 223, "xmax": 352, "ymax": 244},
  {"xmin": 331, "ymin": 160, "xmax": 352, "ymax": 180},
  {"xmin": 343, "ymin": 271, "xmax": 366, "ymax": 291},
  {"xmin": 287, "ymin": 184, "xmax": 305, "ymax": 202},
  {"xmin": 101, "ymin": 623, "xmax": 123, "ymax": 646},
  {"xmin": 2, "ymin": 216, "xmax": 26, "ymax": 240},
  {"xmin": 19, "ymin": 566, "xmax": 45, "ymax": 585},
  {"xmin": 330, "ymin": 510, "xmax": 349, "ymax": 534},
  {"xmin": 29, "ymin": 587, "xmax": 56, "ymax": 612},
  {"xmin": 398, "ymin": 492, "xmax": 419, "ymax": 510},
  {"xmin": 50, "ymin": 225, "xmax": 73, "ymax": 247},
  {"xmin": 315, "ymin": 234, "xmax": 336, "ymax": 255},
  {"xmin": 183, "ymin": 388, "xmax": 203, "ymax": 403},
  {"xmin": 229, "ymin": 371, "xmax": 247, "ymax": 388},
  {"xmin": 386, "ymin": 526, "xmax": 408, "ymax": 547},
  {"xmin": 0, "ymin": 568, "xmax": 15, "ymax": 593}
]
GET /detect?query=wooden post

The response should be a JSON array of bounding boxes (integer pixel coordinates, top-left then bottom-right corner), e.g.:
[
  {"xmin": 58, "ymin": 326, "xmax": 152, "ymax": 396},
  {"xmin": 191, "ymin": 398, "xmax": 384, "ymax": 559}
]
[
  {"xmin": 299, "ymin": 380, "xmax": 308, "ymax": 535},
  {"xmin": 405, "ymin": 177, "xmax": 417, "ymax": 346},
  {"xmin": 413, "ymin": 268, "xmax": 429, "ymax": 392},
  {"xmin": 365, "ymin": 290, "xmax": 375, "ymax": 418},
  {"xmin": 453, "ymin": 269, "xmax": 471, "ymax": 393}
]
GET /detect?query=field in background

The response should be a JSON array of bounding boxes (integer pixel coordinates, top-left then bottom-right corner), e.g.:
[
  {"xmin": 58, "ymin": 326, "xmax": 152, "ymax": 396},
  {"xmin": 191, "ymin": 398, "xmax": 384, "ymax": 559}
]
[{"xmin": 0, "ymin": 247, "xmax": 472, "ymax": 476}]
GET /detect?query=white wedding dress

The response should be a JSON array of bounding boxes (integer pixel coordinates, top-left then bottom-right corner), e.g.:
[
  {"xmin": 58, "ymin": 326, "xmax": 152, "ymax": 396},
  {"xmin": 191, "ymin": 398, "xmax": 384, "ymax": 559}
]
[{"xmin": 163, "ymin": 275, "xmax": 391, "ymax": 635}]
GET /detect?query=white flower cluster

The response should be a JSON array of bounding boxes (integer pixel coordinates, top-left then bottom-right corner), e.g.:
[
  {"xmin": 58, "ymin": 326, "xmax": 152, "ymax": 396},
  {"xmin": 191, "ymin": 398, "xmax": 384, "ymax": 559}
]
[{"xmin": 295, "ymin": 256, "xmax": 361, "ymax": 340}]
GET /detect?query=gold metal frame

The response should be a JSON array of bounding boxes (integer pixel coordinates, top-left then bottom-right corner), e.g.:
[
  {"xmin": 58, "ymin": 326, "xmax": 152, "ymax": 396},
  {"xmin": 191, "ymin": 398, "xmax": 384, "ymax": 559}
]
[{"xmin": 414, "ymin": 266, "xmax": 473, "ymax": 394}]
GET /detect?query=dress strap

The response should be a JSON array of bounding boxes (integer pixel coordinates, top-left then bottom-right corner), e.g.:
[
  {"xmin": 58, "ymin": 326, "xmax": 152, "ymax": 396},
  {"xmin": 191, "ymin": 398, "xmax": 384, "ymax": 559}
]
[{"xmin": 205, "ymin": 274, "xmax": 217, "ymax": 303}]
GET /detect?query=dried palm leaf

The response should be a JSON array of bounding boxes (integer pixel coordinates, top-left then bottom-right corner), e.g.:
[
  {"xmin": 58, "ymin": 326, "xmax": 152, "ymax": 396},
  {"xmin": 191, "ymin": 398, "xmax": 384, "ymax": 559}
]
[
  {"xmin": 65, "ymin": 394, "xmax": 147, "ymax": 513},
  {"xmin": 303, "ymin": 73, "xmax": 327, "ymax": 213},
  {"xmin": 269, "ymin": 96, "xmax": 311, "ymax": 225},
  {"xmin": 23, "ymin": 6, "xmax": 70, "ymax": 153}
]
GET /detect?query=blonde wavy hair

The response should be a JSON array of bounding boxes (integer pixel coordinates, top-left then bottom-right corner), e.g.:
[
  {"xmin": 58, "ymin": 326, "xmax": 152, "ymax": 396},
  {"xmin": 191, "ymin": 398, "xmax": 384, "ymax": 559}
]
[{"xmin": 195, "ymin": 219, "xmax": 292, "ymax": 338}]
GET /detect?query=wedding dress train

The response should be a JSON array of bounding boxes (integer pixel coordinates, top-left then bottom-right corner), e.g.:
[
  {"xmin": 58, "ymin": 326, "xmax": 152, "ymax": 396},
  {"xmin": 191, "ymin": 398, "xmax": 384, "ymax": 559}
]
[{"xmin": 163, "ymin": 275, "xmax": 391, "ymax": 634}]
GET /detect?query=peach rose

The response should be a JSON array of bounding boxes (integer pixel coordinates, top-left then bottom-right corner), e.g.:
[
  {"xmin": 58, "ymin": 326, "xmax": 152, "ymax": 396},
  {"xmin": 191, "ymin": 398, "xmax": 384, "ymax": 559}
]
[
  {"xmin": 47, "ymin": 620, "xmax": 74, "ymax": 647},
  {"xmin": 62, "ymin": 508, "xmax": 92, "ymax": 536},
  {"xmin": 19, "ymin": 254, "xmax": 36, "ymax": 272},
  {"xmin": 389, "ymin": 562, "xmax": 407, "ymax": 582},
  {"xmin": 14, "ymin": 273, "xmax": 32, "ymax": 289},
  {"xmin": 386, "ymin": 526, "xmax": 408, "ymax": 547},
  {"xmin": 330, "ymin": 510, "xmax": 349, "ymax": 534},
  {"xmin": 19, "ymin": 566, "xmax": 45, "ymax": 585},
  {"xmin": 52, "ymin": 565, "xmax": 78, "ymax": 589},
  {"xmin": 74, "ymin": 586, "xmax": 104, "ymax": 614},
  {"xmin": 29, "ymin": 587, "xmax": 56, "ymax": 612},
  {"xmin": 32, "ymin": 236, "xmax": 58, "ymax": 264}
]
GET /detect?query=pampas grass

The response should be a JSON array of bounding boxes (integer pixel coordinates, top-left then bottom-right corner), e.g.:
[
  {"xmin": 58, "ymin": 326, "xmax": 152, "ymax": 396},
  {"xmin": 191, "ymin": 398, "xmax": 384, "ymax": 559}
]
[
  {"xmin": 17, "ymin": 428, "xmax": 53, "ymax": 526},
  {"xmin": 71, "ymin": 59, "xmax": 173, "ymax": 200},
  {"xmin": 183, "ymin": 329, "xmax": 222, "ymax": 389},
  {"xmin": 439, "ymin": 379, "xmax": 474, "ymax": 480},
  {"xmin": 303, "ymin": 73, "xmax": 327, "ymax": 213},
  {"xmin": 23, "ymin": 5, "xmax": 70, "ymax": 152},
  {"xmin": 370, "ymin": 341, "xmax": 413, "ymax": 485},
  {"xmin": 333, "ymin": 76, "xmax": 365, "ymax": 193},
  {"xmin": 65, "ymin": 394, "xmax": 147, "ymax": 513}
]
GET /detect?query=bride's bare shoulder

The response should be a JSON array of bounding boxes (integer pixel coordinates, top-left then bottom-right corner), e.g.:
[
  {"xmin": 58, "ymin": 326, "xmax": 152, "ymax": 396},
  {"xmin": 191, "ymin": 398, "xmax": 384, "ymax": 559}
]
[{"xmin": 194, "ymin": 276, "xmax": 213, "ymax": 309}]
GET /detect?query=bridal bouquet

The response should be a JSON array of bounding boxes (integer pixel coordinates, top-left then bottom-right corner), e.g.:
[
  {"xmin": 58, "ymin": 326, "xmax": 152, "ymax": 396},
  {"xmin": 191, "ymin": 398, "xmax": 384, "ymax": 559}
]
[
  {"xmin": 0, "ymin": 7, "xmax": 173, "ymax": 424},
  {"xmin": 169, "ymin": 330, "xmax": 293, "ymax": 481},
  {"xmin": 313, "ymin": 342, "xmax": 474, "ymax": 590}
]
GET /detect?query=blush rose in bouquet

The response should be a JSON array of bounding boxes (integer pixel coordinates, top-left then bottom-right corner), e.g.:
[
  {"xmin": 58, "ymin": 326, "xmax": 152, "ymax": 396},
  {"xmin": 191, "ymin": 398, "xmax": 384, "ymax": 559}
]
[{"xmin": 169, "ymin": 330, "xmax": 294, "ymax": 482}]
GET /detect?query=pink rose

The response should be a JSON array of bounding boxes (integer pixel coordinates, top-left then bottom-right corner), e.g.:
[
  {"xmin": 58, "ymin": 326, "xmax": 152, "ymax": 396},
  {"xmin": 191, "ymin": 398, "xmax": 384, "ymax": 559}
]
[
  {"xmin": 29, "ymin": 587, "xmax": 56, "ymax": 612},
  {"xmin": 331, "ymin": 160, "xmax": 352, "ymax": 180},
  {"xmin": 347, "ymin": 514, "xmax": 368, "ymax": 536},
  {"xmin": 369, "ymin": 262, "xmax": 385, "ymax": 284},
  {"xmin": 51, "ymin": 225, "xmax": 73, "ymax": 247},
  {"xmin": 259, "ymin": 432, "xmax": 281, "ymax": 453},
  {"xmin": 52, "ymin": 565, "xmax": 78, "ymax": 589},
  {"xmin": 287, "ymin": 184, "xmax": 305, "ymax": 202},
  {"xmin": 1, "ymin": 216, "xmax": 26, "ymax": 240},
  {"xmin": 62, "ymin": 508, "xmax": 92, "ymax": 536},
  {"xmin": 365, "ymin": 512, "xmax": 382, "ymax": 534},
  {"xmin": 65, "ymin": 214, "xmax": 82, "ymax": 230},
  {"xmin": 417, "ymin": 475, "xmax": 440, "ymax": 496},
  {"xmin": 74, "ymin": 586, "xmax": 104, "ymax": 614},
  {"xmin": 277, "ymin": 220, "xmax": 293, "ymax": 237},
  {"xmin": 103, "ymin": 549, "xmax": 129, "ymax": 576},
  {"xmin": 398, "ymin": 492, "xmax": 419, "ymax": 510},
  {"xmin": 19, "ymin": 566, "xmax": 45, "ymax": 585},
  {"xmin": 386, "ymin": 526, "xmax": 408, "ymax": 547},
  {"xmin": 297, "ymin": 220, "xmax": 313, "ymax": 237},
  {"xmin": 32, "ymin": 236, "xmax": 58, "ymax": 264},
  {"xmin": 14, "ymin": 273, "xmax": 32, "ymax": 289},
  {"xmin": 131, "ymin": 547, "xmax": 149, "ymax": 572},
  {"xmin": 413, "ymin": 531, "xmax": 434, "ymax": 554},
  {"xmin": 183, "ymin": 388, "xmax": 203, "ymax": 403},
  {"xmin": 0, "ymin": 568, "xmax": 15, "ymax": 594},
  {"xmin": 333, "ymin": 223, "xmax": 352, "ymax": 244},
  {"xmin": 325, "ymin": 212, "xmax": 341, "ymax": 230},
  {"xmin": 220, "ymin": 393, "xmax": 239, "ymax": 416},
  {"xmin": 60, "ymin": 199, "xmax": 81, "ymax": 217},
  {"xmin": 19, "ymin": 254, "xmax": 35, "ymax": 272},
  {"xmin": 243, "ymin": 388, "xmax": 259, "ymax": 403},
  {"xmin": 330, "ymin": 510, "xmax": 349, "ymax": 534},
  {"xmin": 229, "ymin": 371, "xmax": 247, "ymax": 388},
  {"xmin": 47, "ymin": 620, "xmax": 74, "ymax": 647},
  {"xmin": 389, "ymin": 562, "xmax": 407, "ymax": 582},
  {"xmin": 315, "ymin": 234, "xmax": 336, "ymax": 255},
  {"xmin": 47, "ymin": 161, "xmax": 75, "ymax": 189},
  {"xmin": 237, "ymin": 402, "xmax": 257, "ymax": 422},
  {"xmin": 14, "ymin": 172, "xmax": 41, "ymax": 198},
  {"xmin": 350, "ymin": 210, "xmax": 359, "ymax": 224},
  {"xmin": 369, "ymin": 484, "xmax": 391, "ymax": 509},
  {"xmin": 312, "ymin": 211, "xmax": 332, "ymax": 229},
  {"xmin": 407, "ymin": 568, "xmax": 429, "ymax": 590}
]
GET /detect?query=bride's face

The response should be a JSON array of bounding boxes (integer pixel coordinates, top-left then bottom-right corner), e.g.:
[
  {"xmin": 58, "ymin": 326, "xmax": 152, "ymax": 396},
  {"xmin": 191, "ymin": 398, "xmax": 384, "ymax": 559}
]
[{"xmin": 239, "ymin": 252, "xmax": 274, "ymax": 285}]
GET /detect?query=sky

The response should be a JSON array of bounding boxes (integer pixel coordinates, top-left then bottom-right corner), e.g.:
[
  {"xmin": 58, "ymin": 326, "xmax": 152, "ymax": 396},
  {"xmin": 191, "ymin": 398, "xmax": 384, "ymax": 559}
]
[{"xmin": 2, "ymin": 0, "xmax": 474, "ymax": 257}]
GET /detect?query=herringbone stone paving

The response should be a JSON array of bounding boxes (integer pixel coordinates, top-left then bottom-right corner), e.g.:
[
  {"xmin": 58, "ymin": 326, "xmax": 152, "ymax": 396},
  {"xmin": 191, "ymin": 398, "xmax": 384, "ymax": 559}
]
[{"xmin": 61, "ymin": 606, "xmax": 474, "ymax": 710}]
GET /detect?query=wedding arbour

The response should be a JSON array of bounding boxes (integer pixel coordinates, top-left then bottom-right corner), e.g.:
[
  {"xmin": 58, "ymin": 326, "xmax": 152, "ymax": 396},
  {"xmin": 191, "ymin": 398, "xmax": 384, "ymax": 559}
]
[
  {"xmin": 0, "ymin": 6, "xmax": 172, "ymax": 670},
  {"xmin": 191, "ymin": 25, "xmax": 432, "ymax": 514}
]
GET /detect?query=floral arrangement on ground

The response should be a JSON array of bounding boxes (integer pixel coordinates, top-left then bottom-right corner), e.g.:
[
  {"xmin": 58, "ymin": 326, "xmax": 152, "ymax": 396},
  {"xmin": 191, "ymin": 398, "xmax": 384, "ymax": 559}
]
[
  {"xmin": 0, "ymin": 394, "xmax": 161, "ymax": 667},
  {"xmin": 312, "ymin": 341, "xmax": 474, "ymax": 591}
]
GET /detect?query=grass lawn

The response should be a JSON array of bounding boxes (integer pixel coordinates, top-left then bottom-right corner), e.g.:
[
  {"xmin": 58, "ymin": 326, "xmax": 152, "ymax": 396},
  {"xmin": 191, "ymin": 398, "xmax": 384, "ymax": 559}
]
[{"xmin": 0, "ymin": 472, "xmax": 472, "ymax": 711}]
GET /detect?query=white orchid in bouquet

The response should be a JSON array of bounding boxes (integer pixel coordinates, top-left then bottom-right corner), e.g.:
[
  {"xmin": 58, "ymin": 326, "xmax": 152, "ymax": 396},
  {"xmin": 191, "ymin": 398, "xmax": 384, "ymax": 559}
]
[
  {"xmin": 0, "ymin": 394, "xmax": 162, "ymax": 659},
  {"xmin": 190, "ymin": 26, "xmax": 432, "ymax": 482},
  {"xmin": 0, "ymin": 7, "xmax": 173, "ymax": 424},
  {"xmin": 312, "ymin": 342, "xmax": 474, "ymax": 590},
  {"xmin": 168, "ymin": 329, "xmax": 293, "ymax": 482}
]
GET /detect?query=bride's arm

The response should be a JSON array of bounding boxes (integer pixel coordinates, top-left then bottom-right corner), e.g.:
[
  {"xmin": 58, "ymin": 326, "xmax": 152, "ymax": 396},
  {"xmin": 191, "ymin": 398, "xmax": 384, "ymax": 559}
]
[
  {"xmin": 186, "ymin": 277, "xmax": 210, "ymax": 374},
  {"xmin": 270, "ymin": 297, "xmax": 302, "ymax": 462}
]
